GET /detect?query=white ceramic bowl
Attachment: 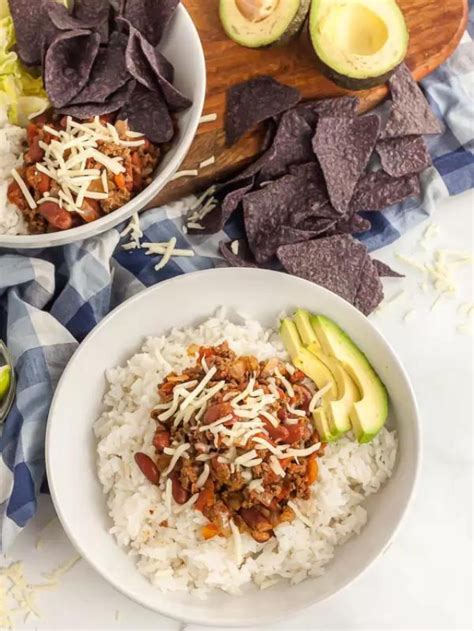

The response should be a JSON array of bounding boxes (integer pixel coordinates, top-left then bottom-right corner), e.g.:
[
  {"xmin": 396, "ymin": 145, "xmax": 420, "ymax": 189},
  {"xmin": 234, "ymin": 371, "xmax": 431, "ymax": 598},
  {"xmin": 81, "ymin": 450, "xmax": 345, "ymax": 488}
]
[
  {"xmin": 46, "ymin": 268, "xmax": 421, "ymax": 627},
  {"xmin": 0, "ymin": 5, "xmax": 206, "ymax": 250}
]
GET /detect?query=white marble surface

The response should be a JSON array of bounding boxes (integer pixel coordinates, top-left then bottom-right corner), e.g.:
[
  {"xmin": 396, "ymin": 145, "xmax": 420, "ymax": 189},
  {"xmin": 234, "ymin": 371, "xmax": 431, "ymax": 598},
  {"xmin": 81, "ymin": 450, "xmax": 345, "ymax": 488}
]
[{"xmin": 3, "ymin": 191, "xmax": 473, "ymax": 631}]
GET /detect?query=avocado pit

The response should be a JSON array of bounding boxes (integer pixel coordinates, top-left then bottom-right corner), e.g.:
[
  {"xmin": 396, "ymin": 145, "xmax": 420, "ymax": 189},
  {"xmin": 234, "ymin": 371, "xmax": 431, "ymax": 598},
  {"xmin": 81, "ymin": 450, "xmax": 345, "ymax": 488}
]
[{"xmin": 235, "ymin": 0, "xmax": 279, "ymax": 23}]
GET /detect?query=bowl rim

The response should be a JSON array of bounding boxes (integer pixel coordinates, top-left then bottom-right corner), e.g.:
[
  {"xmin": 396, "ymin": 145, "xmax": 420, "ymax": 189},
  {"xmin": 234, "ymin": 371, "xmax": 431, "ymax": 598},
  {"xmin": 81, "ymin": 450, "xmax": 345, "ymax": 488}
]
[
  {"xmin": 0, "ymin": 4, "xmax": 206, "ymax": 250},
  {"xmin": 45, "ymin": 268, "xmax": 422, "ymax": 627}
]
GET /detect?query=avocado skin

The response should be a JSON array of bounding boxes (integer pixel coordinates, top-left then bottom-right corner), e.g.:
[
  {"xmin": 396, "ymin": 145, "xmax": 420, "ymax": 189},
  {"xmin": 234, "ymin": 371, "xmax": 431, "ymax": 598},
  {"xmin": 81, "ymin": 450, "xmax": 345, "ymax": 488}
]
[
  {"xmin": 272, "ymin": 0, "xmax": 311, "ymax": 48},
  {"xmin": 313, "ymin": 54, "xmax": 402, "ymax": 91},
  {"xmin": 220, "ymin": 0, "xmax": 311, "ymax": 49}
]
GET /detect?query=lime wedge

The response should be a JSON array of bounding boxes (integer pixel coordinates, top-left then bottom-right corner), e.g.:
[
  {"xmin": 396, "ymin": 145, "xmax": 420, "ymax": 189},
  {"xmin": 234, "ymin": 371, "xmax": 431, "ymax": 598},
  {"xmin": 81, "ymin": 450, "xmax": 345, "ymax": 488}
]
[{"xmin": 0, "ymin": 365, "xmax": 11, "ymax": 402}]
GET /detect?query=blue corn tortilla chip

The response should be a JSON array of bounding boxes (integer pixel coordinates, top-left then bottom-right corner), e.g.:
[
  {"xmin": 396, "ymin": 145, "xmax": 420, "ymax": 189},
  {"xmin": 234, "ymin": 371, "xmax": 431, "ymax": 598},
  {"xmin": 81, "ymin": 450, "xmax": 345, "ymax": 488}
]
[
  {"xmin": 288, "ymin": 163, "xmax": 335, "ymax": 219},
  {"xmin": 122, "ymin": 19, "xmax": 191, "ymax": 111},
  {"xmin": 44, "ymin": 29, "xmax": 101, "ymax": 108},
  {"xmin": 260, "ymin": 109, "xmax": 315, "ymax": 180},
  {"xmin": 331, "ymin": 213, "xmax": 372, "ymax": 235},
  {"xmin": 382, "ymin": 64, "xmax": 444, "ymax": 138},
  {"xmin": 296, "ymin": 96, "xmax": 359, "ymax": 127},
  {"xmin": 313, "ymin": 114, "xmax": 381, "ymax": 213},
  {"xmin": 254, "ymin": 226, "xmax": 319, "ymax": 264},
  {"xmin": 219, "ymin": 240, "xmax": 257, "ymax": 268},
  {"xmin": 118, "ymin": 82, "xmax": 174, "ymax": 143},
  {"xmin": 373, "ymin": 260, "xmax": 404, "ymax": 278},
  {"xmin": 350, "ymin": 171, "xmax": 420, "ymax": 212},
  {"xmin": 8, "ymin": 0, "xmax": 49, "ymax": 66},
  {"xmin": 225, "ymin": 76, "xmax": 301, "ymax": 146},
  {"xmin": 68, "ymin": 32, "xmax": 129, "ymax": 105},
  {"xmin": 243, "ymin": 167, "xmax": 333, "ymax": 260},
  {"xmin": 123, "ymin": 0, "xmax": 178, "ymax": 46},
  {"xmin": 59, "ymin": 79, "xmax": 136, "ymax": 119},
  {"xmin": 48, "ymin": 0, "xmax": 110, "ymax": 43},
  {"xmin": 277, "ymin": 235, "xmax": 369, "ymax": 307},
  {"xmin": 376, "ymin": 136, "xmax": 432, "ymax": 178},
  {"xmin": 221, "ymin": 179, "xmax": 255, "ymax": 224},
  {"xmin": 354, "ymin": 257, "xmax": 384, "ymax": 316}
]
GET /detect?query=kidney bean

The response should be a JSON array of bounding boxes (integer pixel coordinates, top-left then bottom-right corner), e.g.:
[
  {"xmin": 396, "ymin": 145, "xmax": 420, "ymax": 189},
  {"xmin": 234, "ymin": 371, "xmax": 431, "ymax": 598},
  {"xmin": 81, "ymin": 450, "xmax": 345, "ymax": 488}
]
[
  {"xmin": 277, "ymin": 407, "xmax": 287, "ymax": 422},
  {"xmin": 290, "ymin": 370, "xmax": 306, "ymax": 384},
  {"xmin": 293, "ymin": 384, "xmax": 312, "ymax": 412},
  {"xmin": 134, "ymin": 452, "xmax": 160, "ymax": 485},
  {"xmin": 262, "ymin": 419, "xmax": 289, "ymax": 443},
  {"xmin": 284, "ymin": 423, "xmax": 305, "ymax": 445},
  {"xmin": 203, "ymin": 402, "xmax": 234, "ymax": 425},
  {"xmin": 25, "ymin": 136, "xmax": 44, "ymax": 164},
  {"xmin": 153, "ymin": 430, "xmax": 170, "ymax": 453},
  {"xmin": 170, "ymin": 472, "xmax": 189, "ymax": 504},
  {"xmin": 80, "ymin": 199, "xmax": 101, "ymax": 223},
  {"xmin": 7, "ymin": 181, "xmax": 28, "ymax": 210},
  {"xmin": 38, "ymin": 202, "xmax": 73, "ymax": 230},
  {"xmin": 240, "ymin": 507, "xmax": 273, "ymax": 533}
]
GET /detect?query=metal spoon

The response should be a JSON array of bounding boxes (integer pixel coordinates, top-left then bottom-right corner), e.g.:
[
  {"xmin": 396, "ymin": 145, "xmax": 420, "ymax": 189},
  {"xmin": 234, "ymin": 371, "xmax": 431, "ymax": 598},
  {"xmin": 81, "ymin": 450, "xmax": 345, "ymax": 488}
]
[{"xmin": 0, "ymin": 340, "xmax": 16, "ymax": 424}]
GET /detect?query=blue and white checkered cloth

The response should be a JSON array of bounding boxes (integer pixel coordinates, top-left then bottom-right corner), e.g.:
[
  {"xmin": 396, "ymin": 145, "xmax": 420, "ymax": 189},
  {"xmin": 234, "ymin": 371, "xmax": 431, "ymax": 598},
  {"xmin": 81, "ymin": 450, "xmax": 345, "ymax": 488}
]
[{"xmin": 0, "ymin": 17, "xmax": 473, "ymax": 551}]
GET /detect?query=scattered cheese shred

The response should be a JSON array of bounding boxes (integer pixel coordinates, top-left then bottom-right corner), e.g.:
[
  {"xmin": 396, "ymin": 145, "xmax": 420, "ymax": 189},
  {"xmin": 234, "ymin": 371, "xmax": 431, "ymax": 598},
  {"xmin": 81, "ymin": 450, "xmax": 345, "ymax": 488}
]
[
  {"xmin": 154, "ymin": 237, "xmax": 177, "ymax": 272},
  {"xmin": 199, "ymin": 156, "xmax": 215, "ymax": 169},
  {"xmin": 11, "ymin": 169, "xmax": 37, "ymax": 209},
  {"xmin": 35, "ymin": 517, "xmax": 58, "ymax": 550},
  {"xmin": 42, "ymin": 555, "xmax": 81, "ymax": 583},
  {"xmin": 403, "ymin": 309, "xmax": 415, "ymax": 322},
  {"xmin": 170, "ymin": 169, "xmax": 199, "ymax": 181},
  {"xmin": 229, "ymin": 520, "xmax": 243, "ymax": 566},
  {"xmin": 196, "ymin": 463, "xmax": 210, "ymax": 489},
  {"xmin": 287, "ymin": 501, "xmax": 312, "ymax": 528},
  {"xmin": 199, "ymin": 113, "xmax": 218, "ymax": 124}
]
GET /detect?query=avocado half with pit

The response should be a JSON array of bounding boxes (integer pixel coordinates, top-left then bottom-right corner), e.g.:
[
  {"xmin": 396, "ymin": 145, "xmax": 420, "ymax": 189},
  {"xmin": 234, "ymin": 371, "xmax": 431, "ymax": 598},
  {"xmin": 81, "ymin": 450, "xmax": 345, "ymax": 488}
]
[
  {"xmin": 219, "ymin": 0, "xmax": 311, "ymax": 48},
  {"xmin": 309, "ymin": 0, "xmax": 409, "ymax": 90}
]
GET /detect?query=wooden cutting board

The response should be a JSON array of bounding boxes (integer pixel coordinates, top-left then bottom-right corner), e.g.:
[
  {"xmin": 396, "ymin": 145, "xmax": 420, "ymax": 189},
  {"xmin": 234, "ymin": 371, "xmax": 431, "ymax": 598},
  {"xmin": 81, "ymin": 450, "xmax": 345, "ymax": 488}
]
[{"xmin": 152, "ymin": 0, "xmax": 468, "ymax": 207}]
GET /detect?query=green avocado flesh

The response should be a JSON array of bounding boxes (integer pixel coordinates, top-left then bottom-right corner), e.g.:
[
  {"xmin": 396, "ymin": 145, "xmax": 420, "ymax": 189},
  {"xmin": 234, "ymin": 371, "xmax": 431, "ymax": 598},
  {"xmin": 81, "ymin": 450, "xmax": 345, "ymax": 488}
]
[
  {"xmin": 309, "ymin": 0, "xmax": 409, "ymax": 90},
  {"xmin": 0, "ymin": 365, "xmax": 11, "ymax": 402},
  {"xmin": 219, "ymin": 0, "xmax": 310, "ymax": 48},
  {"xmin": 280, "ymin": 311, "xmax": 388, "ymax": 444}
]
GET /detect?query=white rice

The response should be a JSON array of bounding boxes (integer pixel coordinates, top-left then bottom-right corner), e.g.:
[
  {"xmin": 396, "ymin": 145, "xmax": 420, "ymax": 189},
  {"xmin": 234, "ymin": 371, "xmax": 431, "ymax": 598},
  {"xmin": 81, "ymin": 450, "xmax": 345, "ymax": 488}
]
[
  {"xmin": 94, "ymin": 312, "xmax": 397, "ymax": 598},
  {"xmin": 0, "ymin": 105, "xmax": 28, "ymax": 235}
]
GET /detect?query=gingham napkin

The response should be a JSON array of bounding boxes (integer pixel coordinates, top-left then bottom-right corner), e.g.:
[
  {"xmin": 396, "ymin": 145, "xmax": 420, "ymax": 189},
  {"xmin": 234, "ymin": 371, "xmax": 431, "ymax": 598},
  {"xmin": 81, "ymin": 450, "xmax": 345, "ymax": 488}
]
[{"xmin": 0, "ymin": 16, "xmax": 473, "ymax": 550}]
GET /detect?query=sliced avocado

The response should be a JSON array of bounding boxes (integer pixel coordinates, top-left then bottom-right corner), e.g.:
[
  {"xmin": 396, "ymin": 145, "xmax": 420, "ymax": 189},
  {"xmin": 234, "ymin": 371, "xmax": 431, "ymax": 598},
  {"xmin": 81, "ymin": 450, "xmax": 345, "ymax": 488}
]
[
  {"xmin": 294, "ymin": 308, "xmax": 321, "ymax": 353},
  {"xmin": 294, "ymin": 309, "xmax": 359, "ymax": 436},
  {"xmin": 280, "ymin": 319, "xmax": 338, "ymax": 400},
  {"xmin": 219, "ymin": 0, "xmax": 310, "ymax": 49},
  {"xmin": 0, "ymin": 365, "xmax": 11, "ymax": 402},
  {"xmin": 311, "ymin": 315, "xmax": 388, "ymax": 443},
  {"xmin": 309, "ymin": 0, "xmax": 409, "ymax": 90},
  {"xmin": 312, "ymin": 406, "xmax": 342, "ymax": 442}
]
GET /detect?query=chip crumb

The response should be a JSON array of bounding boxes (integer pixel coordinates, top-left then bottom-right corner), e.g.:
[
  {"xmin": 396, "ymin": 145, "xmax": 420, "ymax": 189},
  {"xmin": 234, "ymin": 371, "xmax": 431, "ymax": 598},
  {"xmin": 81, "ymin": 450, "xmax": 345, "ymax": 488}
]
[
  {"xmin": 115, "ymin": 609, "xmax": 121, "ymax": 621},
  {"xmin": 230, "ymin": 240, "xmax": 239, "ymax": 255},
  {"xmin": 403, "ymin": 309, "xmax": 415, "ymax": 322}
]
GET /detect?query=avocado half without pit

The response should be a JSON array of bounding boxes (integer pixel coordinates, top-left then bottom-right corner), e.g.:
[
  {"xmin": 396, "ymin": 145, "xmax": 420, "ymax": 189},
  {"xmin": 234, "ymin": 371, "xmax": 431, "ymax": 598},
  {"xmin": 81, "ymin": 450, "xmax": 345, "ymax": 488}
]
[
  {"xmin": 220, "ymin": 0, "xmax": 311, "ymax": 48},
  {"xmin": 309, "ymin": 0, "xmax": 409, "ymax": 90}
]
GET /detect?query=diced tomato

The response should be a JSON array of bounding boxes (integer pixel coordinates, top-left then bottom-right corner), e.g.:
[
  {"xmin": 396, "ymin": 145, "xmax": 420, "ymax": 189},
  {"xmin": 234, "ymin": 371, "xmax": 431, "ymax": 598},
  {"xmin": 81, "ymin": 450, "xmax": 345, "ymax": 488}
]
[
  {"xmin": 284, "ymin": 423, "xmax": 305, "ymax": 445},
  {"xmin": 306, "ymin": 457, "xmax": 319, "ymax": 484},
  {"xmin": 201, "ymin": 523, "xmax": 219, "ymax": 540},
  {"xmin": 195, "ymin": 479, "xmax": 214, "ymax": 512}
]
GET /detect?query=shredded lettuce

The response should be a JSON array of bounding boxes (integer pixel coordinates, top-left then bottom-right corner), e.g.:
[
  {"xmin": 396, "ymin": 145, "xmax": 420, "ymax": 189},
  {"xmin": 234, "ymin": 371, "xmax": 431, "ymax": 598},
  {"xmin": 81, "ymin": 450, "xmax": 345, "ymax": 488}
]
[{"xmin": 0, "ymin": 0, "xmax": 49, "ymax": 126}]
